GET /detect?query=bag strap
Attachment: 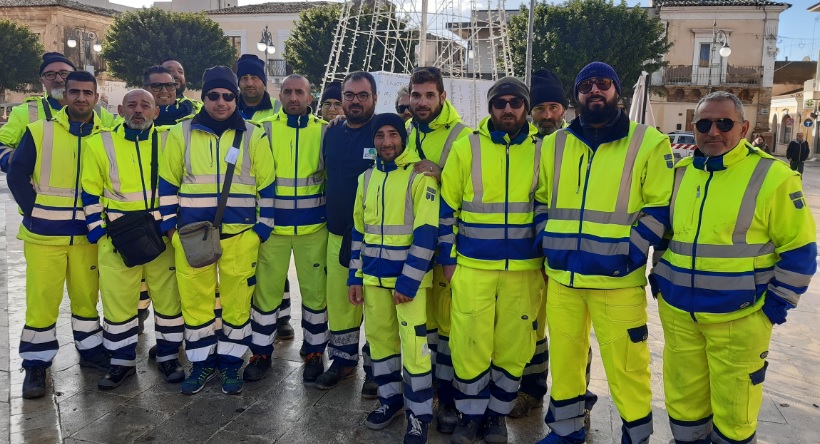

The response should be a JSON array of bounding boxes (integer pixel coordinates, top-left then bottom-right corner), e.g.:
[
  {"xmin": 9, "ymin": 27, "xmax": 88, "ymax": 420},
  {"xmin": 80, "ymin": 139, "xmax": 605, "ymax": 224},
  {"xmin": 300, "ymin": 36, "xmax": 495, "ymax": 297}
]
[
  {"xmin": 42, "ymin": 98, "xmax": 53, "ymax": 121},
  {"xmin": 214, "ymin": 129, "xmax": 243, "ymax": 228},
  {"xmin": 149, "ymin": 130, "xmax": 159, "ymax": 210}
]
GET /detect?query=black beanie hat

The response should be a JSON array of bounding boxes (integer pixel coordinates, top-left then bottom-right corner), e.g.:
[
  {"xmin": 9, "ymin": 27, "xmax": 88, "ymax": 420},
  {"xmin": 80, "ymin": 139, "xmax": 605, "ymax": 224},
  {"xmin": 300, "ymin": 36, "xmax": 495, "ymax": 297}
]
[
  {"xmin": 487, "ymin": 76, "xmax": 530, "ymax": 113},
  {"xmin": 371, "ymin": 113, "xmax": 408, "ymax": 148},
  {"xmin": 320, "ymin": 82, "xmax": 342, "ymax": 103},
  {"xmin": 201, "ymin": 66, "xmax": 239, "ymax": 99},
  {"xmin": 574, "ymin": 61, "xmax": 622, "ymax": 98},
  {"xmin": 40, "ymin": 52, "xmax": 75, "ymax": 75},
  {"xmin": 531, "ymin": 69, "xmax": 568, "ymax": 109},
  {"xmin": 236, "ymin": 54, "xmax": 267, "ymax": 85}
]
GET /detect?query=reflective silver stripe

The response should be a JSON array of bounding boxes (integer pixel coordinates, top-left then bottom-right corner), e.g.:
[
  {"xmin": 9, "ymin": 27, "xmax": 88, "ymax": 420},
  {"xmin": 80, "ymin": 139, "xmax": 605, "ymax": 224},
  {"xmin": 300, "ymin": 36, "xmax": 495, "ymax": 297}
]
[
  {"xmin": 623, "ymin": 416, "xmax": 654, "ymax": 444},
  {"xmin": 365, "ymin": 224, "xmax": 413, "ymax": 236},
  {"xmin": 183, "ymin": 120, "xmax": 255, "ymax": 184},
  {"xmin": 668, "ymin": 240, "xmax": 775, "ymax": 258},
  {"xmin": 552, "ymin": 130, "xmax": 567, "ymax": 208},
  {"xmin": 277, "ymin": 176, "xmax": 324, "ymax": 187},
  {"xmin": 160, "ymin": 131, "xmax": 170, "ymax": 151},
  {"xmin": 457, "ymin": 224, "xmax": 533, "ymax": 240},
  {"xmin": 653, "ymin": 261, "xmax": 772, "ymax": 291},
  {"xmin": 100, "ymin": 131, "xmax": 123, "ymax": 195},
  {"xmin": 33, "ymin": 120, "xmax": 71, "ymax": 196},
  {"xmin": 544, "ymin": 235, "xmax": 628, "ymax": 256},
  {"xmin": 360, "ymin": 168, "xmax": 416, "ymax": 236},
  {"xmin": 767, "ymin": 281, "xmax": 801, "ymax": 306},
  {"xmin": 179, "ymin": 196, "xmax": 256, "ymax": 208},
  {"xmin": 462, "ymin": 201, "xmax": 532, "ymax": 214},
  {"xmin": 546, "ymin": 398, "xmax": 586, "ymax": 436},
  {"xmin": 669, "ymin": 418, "xmax": 713, "ymax": 442},
  {"xmin": 108, "ymin": 210, "xmax": 161, "ymax": 222},
  {"xmin": 28, "ymin": 101, "xmax": 39, "ymax": 122},
  {"xmin": 640, "ymin": 214, "xmax": 665, "ymax": 239},
  {"xmin": 733, "ymin": 159, "xmax": 774, "ymax": 244},
  {"xmin": 273, "ymin": 196, "xmax": 325, "ymax": 209},
  {"xmin": 669, "ymin": 166, "xmax": 686, "ymax": 223},
  {"xmin": 548, "ymin": 208, "xmax": 640, "ymax": 225},
  {"xmin": 439, "ymin": 122, "xmax": 467, "ymax": 166},
  {"xmin": 531, "ymin": 137, "xmax": 543, "ymax": 196},
  {"xmin": 103, "ymin": 189, "xmax": 146, "ymax": 202},
  {"xmin": 71, "ymin": 317, "xmax": 103, "ymax": 351},
  {"xmin": 362, "ymin": 246, "xmax": 408, "ymax": 261},
  {"xmin": 361, "ymin": 168, "xmax": 374, "ymax": 205},
  {"xmin": 468, "ymin": 133, "xmax": 483, "ymax": 202},
  {"xmin": 318, "ymin": 122, "xmax": 327, "ymax": 173},
  {"xmin": 454, "ymin": 371, "xmax": 490, "ymax": 396},
  {"xmin": 615, "ymin": 124, "xmax": 648, "ymax": 215},
  {"xmin": 773, "ymin": 266, "xmax": 812, "ymax": 292},
  {"xmin": 31, "ymin": 207, "xmax": 84, "ymax": 221}
]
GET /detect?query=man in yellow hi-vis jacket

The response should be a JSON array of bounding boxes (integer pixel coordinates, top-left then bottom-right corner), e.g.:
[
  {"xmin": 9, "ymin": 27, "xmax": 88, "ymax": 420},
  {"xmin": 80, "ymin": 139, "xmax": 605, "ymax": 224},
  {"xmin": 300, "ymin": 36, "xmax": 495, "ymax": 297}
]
[
  {"xmin": 82, "ymin": 89, "xmax": 185, "ymax": 391},
  {"xmin": 651, "ymin": 91, "xmax": 817, "ymax": 444},
  {"xmin": 348, "ymin": 113, "xmax": 439, "ymax": 443},
  {"xmin": 8, "ymin": 71, "xmax": 110, "ymax": 399},
  {"xmin": 534, "ymin": 62, "xmax": 673, "ymax": 444}
]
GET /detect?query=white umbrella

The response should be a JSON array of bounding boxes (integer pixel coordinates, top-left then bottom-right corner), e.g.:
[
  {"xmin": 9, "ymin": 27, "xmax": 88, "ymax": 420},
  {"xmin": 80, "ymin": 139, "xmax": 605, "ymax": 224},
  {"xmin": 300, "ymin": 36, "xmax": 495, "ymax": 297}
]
[{"xmin": 629, "ymin": 71, "xmax": 656, "ymax": 127}]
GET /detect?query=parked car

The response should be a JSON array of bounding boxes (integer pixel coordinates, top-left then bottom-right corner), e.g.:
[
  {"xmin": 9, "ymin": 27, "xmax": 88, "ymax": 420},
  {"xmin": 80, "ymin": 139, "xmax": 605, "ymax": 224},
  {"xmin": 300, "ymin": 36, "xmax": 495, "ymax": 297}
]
[
  {"xmin": 668, "ymin": 131, "xmax": 696, "ymax": 159},
  {"xmin": 0, "ymin": 102, "xmax": 22, "ymax": 127}
]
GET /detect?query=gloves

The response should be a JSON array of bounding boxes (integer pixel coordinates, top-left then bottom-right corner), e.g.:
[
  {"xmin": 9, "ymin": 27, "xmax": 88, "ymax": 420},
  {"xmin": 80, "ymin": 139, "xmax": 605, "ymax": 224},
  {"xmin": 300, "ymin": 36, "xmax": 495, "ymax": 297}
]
[{"xmin": 761, "ymin": 294, "xmax": 792, "ymax": 325}]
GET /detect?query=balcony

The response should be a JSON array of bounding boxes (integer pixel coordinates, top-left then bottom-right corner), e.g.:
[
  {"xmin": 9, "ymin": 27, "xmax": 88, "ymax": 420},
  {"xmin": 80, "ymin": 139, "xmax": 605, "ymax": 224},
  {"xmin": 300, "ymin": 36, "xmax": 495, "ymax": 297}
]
[
  {"xmin": 660, "ymin": 65, "xmax": 763, "ymax": 87},
  {"xmin": 266, "ymin": 59, "xmax": 290, "ymax": 78}
]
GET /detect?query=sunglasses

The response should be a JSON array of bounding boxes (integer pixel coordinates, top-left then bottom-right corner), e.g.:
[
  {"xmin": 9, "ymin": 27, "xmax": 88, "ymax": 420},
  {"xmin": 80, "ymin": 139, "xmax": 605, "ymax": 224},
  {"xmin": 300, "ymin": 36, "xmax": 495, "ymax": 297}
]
[
  {"xmin": 577, "ymin": 78, "xmax": 613, "ymax": 95},
  {"xmin": 41, "ymin": 70, "xmax": 72, "ymax": 81},
  {"xmin": 148, "ymin": 82, "xmax": 176, "ymax": 92},
  {"xmin": 491, "ymin": 98, "xmax": 525, "ymax": 110},
  {"xmin": 396, "ymin": 104, "xmax": 409, "ymax": 113},
  {"xmin": 694, "ymin": 118, "xmax": 740, "ymax": 133},
  {"xmin": 205, "ymin": 91, "xmax": 236, "ymax": 102}
]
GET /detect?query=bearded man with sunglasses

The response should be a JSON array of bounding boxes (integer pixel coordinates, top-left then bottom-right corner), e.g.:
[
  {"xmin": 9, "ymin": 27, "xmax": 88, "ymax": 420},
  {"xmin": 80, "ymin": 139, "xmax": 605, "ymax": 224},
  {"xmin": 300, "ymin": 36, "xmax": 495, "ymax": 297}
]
[
  {"xmin": 439, "ymin": 77, "xmax": 543, "ymax": 444},
  {"xmin": 143, "ymin": 65, "xmax": 198, "ymax": 128},
  {"xmin": 650, "ymin": 91, "xmax": 816, "ymax": 444},
  {"xmin": 534, "ymin": 62, "xmax": 673, "ymax": 444},
  {"xmin": 159, "ymin": 66, "xmax": 275, "ymax": 396}
]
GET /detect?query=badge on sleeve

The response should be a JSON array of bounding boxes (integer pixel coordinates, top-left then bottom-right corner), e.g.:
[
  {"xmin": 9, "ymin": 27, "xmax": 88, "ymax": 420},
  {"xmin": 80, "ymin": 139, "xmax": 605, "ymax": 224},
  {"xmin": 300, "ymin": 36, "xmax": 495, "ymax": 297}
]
[
  {"xmin": 790, "ymin": 191, "xmax": 806, "ymax": 209},
  {"xmin": 363, "ymin": 147, "xmax": 376, "ymax": 160},
  {"xmin": 664, "ymin": 153, "xmax": 674, "ymax": 168}
]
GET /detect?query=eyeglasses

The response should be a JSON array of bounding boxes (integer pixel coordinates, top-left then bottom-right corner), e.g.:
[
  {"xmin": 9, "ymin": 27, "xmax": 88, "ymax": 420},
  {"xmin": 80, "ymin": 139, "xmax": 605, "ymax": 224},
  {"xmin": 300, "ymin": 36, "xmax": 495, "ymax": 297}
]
[
  {"xmin": 491, "ymin": 98, "xmax": 525, "ymax": 110},
  {"xmin": 343, "ymin": 91, "xmax": 371, "ymax": 102},
  {"xmin": 396, "ymin": 104, "xmax": 409, "ymax": 113},
  {"xmin": 148, "ymin": 82, "xmax": 176, "ymax": 92},
  {"xmin": 577, "ymin": 77, "xmax": 613, "ymax": 95},
  {"xmin": 694, "ymin": 118, "xmax": 741, "ymax": 133},
  {"xmin": 321, "ymin": 102, "xmax": 343, "ymax": 110},
  {"xmin": 205, "ymin": 91, "xmax": 236, "ymax": 102},
  {"xmin": 41, "ymin": 70, "xmax": 72, "ymax": 81}
]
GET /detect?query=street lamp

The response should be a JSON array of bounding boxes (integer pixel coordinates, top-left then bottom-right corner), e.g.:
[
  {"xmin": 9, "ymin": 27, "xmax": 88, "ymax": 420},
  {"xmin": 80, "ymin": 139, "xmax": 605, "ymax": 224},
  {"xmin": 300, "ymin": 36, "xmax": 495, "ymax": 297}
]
[
  {"xmin": 257, "ymin": 25, "xmax": 276, "ymax": 78},
  {"xmin": 708, "ymin": 20, "xmax": 731, "ymax": 89},
  {"xmin": 66, "ymin": 27, "xmax": 102, "ymax": 73}
]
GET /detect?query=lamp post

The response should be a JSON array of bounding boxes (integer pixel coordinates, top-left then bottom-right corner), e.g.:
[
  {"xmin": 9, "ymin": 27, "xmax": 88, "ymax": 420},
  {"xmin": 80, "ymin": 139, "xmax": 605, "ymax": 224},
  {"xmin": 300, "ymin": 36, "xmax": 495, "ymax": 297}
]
[
  {"xmin": 708, "ymin": 20, "xmax": 732, "ymax": 90},
  {"xmin": 67, "ymin": 27, "xmax": 102, "ymax": 74},
  {"xmin": 257, "ymin": 25, "xmax": 276, "ymax": 79}
]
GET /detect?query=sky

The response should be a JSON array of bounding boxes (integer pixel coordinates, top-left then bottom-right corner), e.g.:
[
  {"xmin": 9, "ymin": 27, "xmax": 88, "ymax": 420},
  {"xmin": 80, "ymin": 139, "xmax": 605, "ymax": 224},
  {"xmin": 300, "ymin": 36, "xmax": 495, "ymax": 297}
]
[{"xmin": 111, "ymin": 0, "xmax": 816, "ymax": 61}]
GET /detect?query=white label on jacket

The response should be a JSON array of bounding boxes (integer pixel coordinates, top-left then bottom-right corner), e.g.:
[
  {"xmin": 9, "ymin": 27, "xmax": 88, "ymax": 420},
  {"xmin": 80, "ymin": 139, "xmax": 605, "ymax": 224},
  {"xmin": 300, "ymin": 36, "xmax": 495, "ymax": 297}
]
[
  {"xmin": 363, "ymin": 147, "xmax": 376, "ymax": 160},
  {"xmin": 225, "ymin": 146, "xmax": 240, "ymax": 165}
]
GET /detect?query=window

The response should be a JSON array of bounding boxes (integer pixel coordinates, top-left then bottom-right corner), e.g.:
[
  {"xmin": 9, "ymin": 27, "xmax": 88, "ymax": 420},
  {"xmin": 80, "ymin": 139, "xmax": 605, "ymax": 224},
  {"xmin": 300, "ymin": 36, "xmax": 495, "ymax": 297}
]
[
  {"xmin": 698, "ymin": 43, "xmax": 710, "ymax": 67},
  {"xmin": 229, "ymin": 36, "xmax": 242, "ymax": 58}
]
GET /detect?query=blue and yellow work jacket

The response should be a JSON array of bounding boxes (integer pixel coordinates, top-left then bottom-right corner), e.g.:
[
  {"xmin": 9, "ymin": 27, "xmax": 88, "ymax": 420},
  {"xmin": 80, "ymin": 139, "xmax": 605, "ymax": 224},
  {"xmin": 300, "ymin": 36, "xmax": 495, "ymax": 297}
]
[
  {"xmin": 438, "ymin": 117, "xmax": 543, "ymax": 271},
  {"xmin": 407, "ymin": 100, "xmax": 472, "ymax": 167},
  {"xmin": 651, "ymin": 141, "xmax": 817, "ymax": 323},
  {"xmin": 348, "ymin": 147, "xmax": 439, "ymax": 297},
  {"xmin": 534, "ymin": 112, "xmax": 673, "ymax": 289}
]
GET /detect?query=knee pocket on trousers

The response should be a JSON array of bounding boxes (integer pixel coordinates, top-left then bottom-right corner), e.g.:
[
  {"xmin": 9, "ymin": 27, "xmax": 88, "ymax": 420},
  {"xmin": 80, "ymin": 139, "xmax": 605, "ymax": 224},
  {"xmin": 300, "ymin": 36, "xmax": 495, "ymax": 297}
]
[
  {"xmin": 731, "ymin": 362, "xmax": 768, "ymax": 426},
  {"xmin": 626, "ymin": 324, "xmax": 650, "ymax": 372}
]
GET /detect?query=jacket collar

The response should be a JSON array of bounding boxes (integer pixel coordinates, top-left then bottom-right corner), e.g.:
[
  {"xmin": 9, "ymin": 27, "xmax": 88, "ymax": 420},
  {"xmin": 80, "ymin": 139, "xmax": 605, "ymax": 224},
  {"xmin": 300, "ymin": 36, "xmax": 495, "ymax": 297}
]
[
  {"xmin": 54, "ymin": 107, "xmax": 101, "ymax": 137},
  {"xmin": 375, "ymin": 144, "xmax": 420, "ymax": 172},
  {"xmin": 567, "ymin": 109, "xmax": 630, "ymax": 148},
  {"xmin": 691, "ymin": 139, "xmax": 753, "ymax": 172}
]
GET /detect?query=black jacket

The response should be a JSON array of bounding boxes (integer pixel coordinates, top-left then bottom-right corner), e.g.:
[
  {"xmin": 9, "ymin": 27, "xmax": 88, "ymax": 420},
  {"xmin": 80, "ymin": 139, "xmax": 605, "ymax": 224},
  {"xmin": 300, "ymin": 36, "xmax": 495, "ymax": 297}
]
[{"xmin": 787, "ymin": 140, "xmax": 810, "ymax": 162}]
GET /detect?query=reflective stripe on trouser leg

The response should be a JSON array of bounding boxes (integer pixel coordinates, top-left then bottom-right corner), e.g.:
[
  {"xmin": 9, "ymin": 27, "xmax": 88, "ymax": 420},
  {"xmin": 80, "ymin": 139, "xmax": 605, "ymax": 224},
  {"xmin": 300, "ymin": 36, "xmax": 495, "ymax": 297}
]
[
  {"xmin": 215, "ymin": 230, "xmax": 259, "ymax": 369},
  {"xmin": 251, "ymin": 232, "xmax": 292, "ymax": 356},
  {"xmin": 66, "ymin": 243, "xmax": 103, "ymax": 356},
  {"xmin": 172, "ymin": 232, "xmax": 218, "ymax": 363},
  {"xmin": 585, "ymin": 284, "xmax": 653, "ymax": 444},
  {"xmin": 138, "ymin": 279, "xmax": 151, "ymax": 310},
  {"xmin": 98, "ymin": 236, "xmax": 140, "ymax": 366},
  {"xmin": 326, "ymin": 232, "xmax": 361, "ymax": 365},
  {"xmin": 144, "ymin": 239, "xmax": 182, "ymax": 362},
  {"xmin": 399, "ymin": 288, "xmax": 433, "ymax": 422},
  {"xmin": 426, "ymin": 266, "xmax": 443, "ymax": 375},
  {"xmin": 280, "ymin": 278, "xmax": 292, "ymax": 321},
  {"xmin": 659, "ymin": 297, "xmax": 771, "ymax": 444},
  {"xmin": 294, "ymin": 229, "xmax": 328, "ymax": 354},
  {"xmin": 436, "ymin": 334, "xmax": 455, "ymax": 406},
  {"xmin": 432, "ymin": 264, "xmax": 453, "ymax": 402},
  {"xmin": 544, "ymin": 278, "xmax": 593, "ymax": 440},
  {"xmin": 521, "ymin": 284, "xmax": 549, "ymax": 399},
  {"xmin": 450, "ymin": 266, "xmax": 540, "ymax": 418}
]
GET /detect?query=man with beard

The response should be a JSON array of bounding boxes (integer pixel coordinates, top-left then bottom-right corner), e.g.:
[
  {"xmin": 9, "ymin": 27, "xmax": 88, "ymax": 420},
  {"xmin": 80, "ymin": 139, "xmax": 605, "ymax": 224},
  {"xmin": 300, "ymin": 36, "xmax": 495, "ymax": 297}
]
[
  {"xmin": 316, "ymin": 71, "xmax": 378, "ymax": 396},
  {"xmin": 245, "ymin": 75, "xmax": 327, "ymax": 384},
  {"xmin": 1, "ymin": 53, "xmax": 115, "ymax": 172},
  {"xmin": 9, "ymin": 71, "xmax": 110, "ymax": 399},
  {"xmin": 143, "ymin": 65, "xmax": 197, "ymax": 128},
  {"xmin": 438, "ymin": 77, "xmax": 543, "ymax": 444},
  {"xmin": 161, "ymin": 58, "xmax": 203, "ymax": 113},
  {"xmin": 405, "ymin": 66, "xmax": 471, "ymax": 435},
  {"xmin": 510, "ymin": 70, "xmax": 598, "ymax": 426},
  {"xmin": 81, "ymin": 89, "xmax": 185, "ymax": 390},
  {"xmin": 236, "ymin": 54, "xmax": 282, "ymax": 122},
  {"xmin": 319, "ymin": 82, "xmax": 344, "ymax": 122},
  {"xmin": 533, "ymin": 62, "xmax": 673, "ymax": 444}
]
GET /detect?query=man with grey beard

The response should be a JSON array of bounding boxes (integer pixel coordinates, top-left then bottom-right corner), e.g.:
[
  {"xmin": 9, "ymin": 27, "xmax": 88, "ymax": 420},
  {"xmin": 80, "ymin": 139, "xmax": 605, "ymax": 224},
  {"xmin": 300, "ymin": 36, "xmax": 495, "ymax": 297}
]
[{"xmin": 81, "ymin": 89, "xmax": 185, "ymax": 391}]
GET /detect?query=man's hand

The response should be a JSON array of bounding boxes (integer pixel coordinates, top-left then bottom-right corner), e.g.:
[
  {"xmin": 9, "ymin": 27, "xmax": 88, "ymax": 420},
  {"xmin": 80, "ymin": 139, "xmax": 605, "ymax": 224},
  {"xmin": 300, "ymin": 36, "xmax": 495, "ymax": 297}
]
[
  {"xmin": 393, "ymin": 291, "xmax": 413, "ymax": 305},
  {"xmin": 327, "ymin": 115, "xmax": 346, "ymax": 128},
  {"xmin": 349, "ymin": 285, "xmax": 364, "ymax": 305},
  {"xmin": 166, "ymin": 228, "xmax": 176, "ymax": 241},
  {"xmin": 414, "ymin": 160, "xmax": 441, "ymax": 182},
  {"xmin": 443, "ymin": 265, "xmax": 456, "ymax": 282}
]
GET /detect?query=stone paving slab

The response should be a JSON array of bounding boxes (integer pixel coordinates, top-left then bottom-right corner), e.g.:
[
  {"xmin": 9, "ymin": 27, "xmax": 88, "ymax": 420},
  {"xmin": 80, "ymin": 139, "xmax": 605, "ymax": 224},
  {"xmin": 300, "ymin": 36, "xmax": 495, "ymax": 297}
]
[{"xmin": 3, "ymin": 171, "xmax": 820, "ymax": 444}]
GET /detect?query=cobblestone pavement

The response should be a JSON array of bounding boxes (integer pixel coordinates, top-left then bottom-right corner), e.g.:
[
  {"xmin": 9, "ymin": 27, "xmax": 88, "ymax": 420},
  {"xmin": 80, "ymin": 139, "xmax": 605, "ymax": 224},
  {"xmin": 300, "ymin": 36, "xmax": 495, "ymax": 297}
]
[{"xmin": 2, "ymin": 165, "xmax": 820, "ymax": 443}]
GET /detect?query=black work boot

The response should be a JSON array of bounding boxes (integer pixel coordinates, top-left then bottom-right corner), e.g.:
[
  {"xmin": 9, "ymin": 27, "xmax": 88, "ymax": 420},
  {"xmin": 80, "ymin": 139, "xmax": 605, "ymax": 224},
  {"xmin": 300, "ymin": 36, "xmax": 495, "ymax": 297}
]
[
  {"xmin": 22, "ymin": 366, "xmax": 48, "ymax": 399},
  {"xmin": 243, "ymin": 354, "xmax": 272, "ymax": 382}
]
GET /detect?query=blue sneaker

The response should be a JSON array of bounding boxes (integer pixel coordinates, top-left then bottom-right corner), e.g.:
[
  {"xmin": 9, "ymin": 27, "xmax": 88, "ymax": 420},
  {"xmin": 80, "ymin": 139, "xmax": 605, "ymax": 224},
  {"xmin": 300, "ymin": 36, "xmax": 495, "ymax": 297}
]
[
  {"xmin": 221, "ymin": 367, "xmax": 243, "ymax": 395},
  {"xmin": 535, "ymin": 430, "xmax": 586, "ymax": 444},
  {"xmin": 365, "ymin": 403, "xmax": 404, "ymax": 430},
  {"xmin": 180, "ymin": 364, "xmax": 216, "ymax": 395},
  {"xmin": 404, "ymin": 412, "xmax": 429, "ymax": 444}
]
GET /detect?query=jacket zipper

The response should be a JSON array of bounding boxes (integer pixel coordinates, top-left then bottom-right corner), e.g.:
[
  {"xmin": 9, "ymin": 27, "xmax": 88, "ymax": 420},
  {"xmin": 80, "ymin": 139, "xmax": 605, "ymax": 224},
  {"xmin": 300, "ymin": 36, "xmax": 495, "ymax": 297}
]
[
  {"xmin": 571, "ymin": 146, "xmax": 595, "ymax": 287},
  {"xmin": 504, "ymin": 142, "xmax": 511, "ymax": 270},
  {"xmin": 378, "ymin": 172, "xmax": 388, "ymax": 287},
  {"xmin": 294, "ymin": 125, "xmax": 300, "ymax": 235},
  {"xmin": 134, "ymin": 138, "xmax": 149, "ymax": 208},
  {"xmin": 70, "ymin": 124, "xmax": 84, "ymax": 246},
  {"xmin": 690, "ymin": 172, "xmax": 713, "ymax": 322}
]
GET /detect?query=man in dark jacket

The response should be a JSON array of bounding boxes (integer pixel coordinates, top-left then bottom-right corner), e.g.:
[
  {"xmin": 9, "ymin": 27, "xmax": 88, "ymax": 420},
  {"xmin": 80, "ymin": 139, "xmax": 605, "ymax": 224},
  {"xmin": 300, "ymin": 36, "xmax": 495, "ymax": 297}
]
[{"xmin": 786, "ymin": 132, "xmax": 810, "ymax": 174}]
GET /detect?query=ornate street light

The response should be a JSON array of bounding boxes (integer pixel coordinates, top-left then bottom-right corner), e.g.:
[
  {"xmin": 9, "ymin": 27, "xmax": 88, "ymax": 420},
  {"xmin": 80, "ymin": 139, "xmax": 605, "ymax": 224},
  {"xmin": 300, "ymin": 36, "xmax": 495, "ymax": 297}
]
[
  {"xmin": 708, "ymin": 20, "xmax": 731, "ymax": 90},
  {"xmin": 66, "ymin": 27, "xmax": 102, "ymax": 72},
  {"xmin": 257, "ymin": 25, "xmax": 276, "ymax": 79}
]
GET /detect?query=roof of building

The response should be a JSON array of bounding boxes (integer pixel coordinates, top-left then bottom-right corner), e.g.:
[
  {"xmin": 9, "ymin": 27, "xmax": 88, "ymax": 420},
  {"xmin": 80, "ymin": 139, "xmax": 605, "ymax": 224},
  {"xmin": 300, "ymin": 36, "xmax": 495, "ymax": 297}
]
[
  {"xmin": 773, "ymin": 61, "xmax": 817, "ymax": 85},
  {"xmin": 207, "ymin": 1, "xmax": 335, "ymax": 15},
  {"xmin": 0, "ymin": 0, "xmax": 119, "ymax": 16},
  {"xmin": 654, "ymin": 0, "xmax": 791, "ymax": 7}
]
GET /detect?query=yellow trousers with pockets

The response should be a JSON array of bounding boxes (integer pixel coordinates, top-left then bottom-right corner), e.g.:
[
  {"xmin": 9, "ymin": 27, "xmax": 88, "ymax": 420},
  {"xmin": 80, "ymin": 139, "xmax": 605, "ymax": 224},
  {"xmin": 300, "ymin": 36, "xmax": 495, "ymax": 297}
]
[
  {"xmin": 325, "ymin": 232, "xmax": 364, "ymax": 366},
  {"xmin": 659, "ymin": 297, "xmax": 772, "ymax": 444},
  {"xmin": 545, "ymin": 278, "xmax": 652, "ymax": 444},
  {"xmin": 172, "ymin": 229, "xmax": 258, "ymax": 368},
  {"xmin": 450, "ymin": 265, "xmax": 541, "ymax": 418},
  {"xmin": 20, "ymin": 242, "xmax": 101, "ymax": 368},
  {"xmin": 364, "ymin": 286, "xmax": 433, "ymax": 421}
]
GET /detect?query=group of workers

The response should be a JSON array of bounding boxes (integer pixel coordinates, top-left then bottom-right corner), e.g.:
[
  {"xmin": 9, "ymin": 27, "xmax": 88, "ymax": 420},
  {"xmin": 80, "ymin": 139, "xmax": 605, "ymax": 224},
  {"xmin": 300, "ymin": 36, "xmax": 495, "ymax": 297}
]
[{"xmin": 0, "ymin": 50, "xmax": 815, "ymax": 444}]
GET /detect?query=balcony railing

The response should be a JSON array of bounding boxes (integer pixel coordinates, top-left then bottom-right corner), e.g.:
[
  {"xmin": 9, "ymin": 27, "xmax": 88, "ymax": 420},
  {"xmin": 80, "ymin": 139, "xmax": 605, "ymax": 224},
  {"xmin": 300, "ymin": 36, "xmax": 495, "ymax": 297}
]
[
  {"xmin": 660, "ymin": 65, "xmax": 763, "ymax": 87},
  {"xmin": 266, "ymin": 59, "xmax": 290, "ymax": 78}
]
